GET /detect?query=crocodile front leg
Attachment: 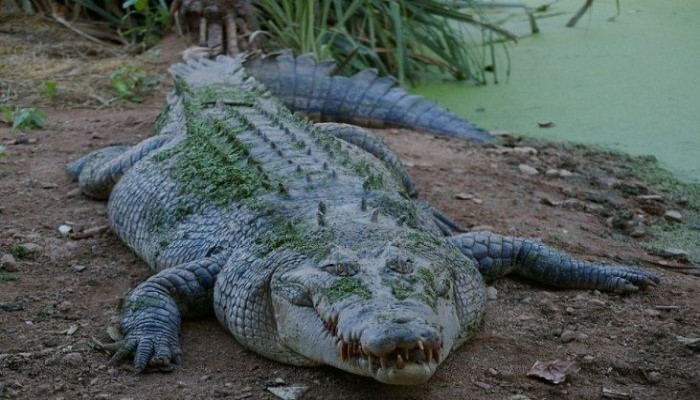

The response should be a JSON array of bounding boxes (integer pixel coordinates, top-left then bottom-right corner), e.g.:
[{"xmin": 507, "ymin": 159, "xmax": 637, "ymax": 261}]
[
  {"xmin": 111, "ymin": 256, "xmax": 225, "ymax": 372},
  {"xmin": 449, "ymin": 232, "xmax": 659, "ymax": 293},
  {"xmin": 68, "ymin": 135, "xmax": 177, "ymax": 200}
]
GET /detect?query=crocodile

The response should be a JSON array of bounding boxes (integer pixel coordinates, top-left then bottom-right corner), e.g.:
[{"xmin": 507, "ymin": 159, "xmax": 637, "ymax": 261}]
[{"xmin": 68, "ymin": 55, "xmax": 659, "ymax": 385}]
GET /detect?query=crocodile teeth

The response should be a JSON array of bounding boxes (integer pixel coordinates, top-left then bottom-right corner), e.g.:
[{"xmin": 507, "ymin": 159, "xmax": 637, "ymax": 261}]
[
  {"xmin": 403, "ymin": 347, "xmax": 409, "ymax": 361},
  {"xmin": 396, "ymin": 354, "xmax": 405, "ymax": 370},
  {"xmin": 425, "ymin": 348, "xmax": 432, "ymax": 364},
  {"xmin": 433, "ymin": 347, "xmax": 440, "ymax": 363},
  {"xmin": 379, "ymin": 356, "xmax": 387, "ymax": 370},
  {"xmin": 417, "ymin": 340, "xmax": 424, "ymax": 351},
  {"xmin": 338, "ymin": 340, "xmax": 346, "ymax": 361}
]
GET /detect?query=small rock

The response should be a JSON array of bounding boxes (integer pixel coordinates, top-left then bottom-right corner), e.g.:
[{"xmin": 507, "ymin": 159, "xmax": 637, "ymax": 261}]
[
  {"xmin": 582, "ymin": 355, "xmax": 595, "ymax": 364},
  {"xmin": 0, "ymin": 253, "xmax": 18, "ymax": 272},
  {"xmin": 558, "ymin": 169, "xmax": 573, "ymax": 178},
  {"xmin": 0, "ymin": 297, "xmax": 28, "ymax": 312},
  {"xmin": 62, "ymin": 352, "xmax": 83, "ymax": 365},
  {"xmin": 487, "ymin": 367, "xmax": 498, "ymax": 376},
  {"xmin": 643, "ymin": 308, "xmax": 661, "ymax": 317},
  {"xmin": 576, "ymin": 332, "xmax": 589, "ymax": 341},
  {"xmin": 455, "ymin": 193, "xmax": 474, "ymax": 200},
  {"xmin": 18, "ymin": 242, "xmax": 42, "ymax": 254},
  {"xmin": 57, "ymin": 301, "xmax": 72, "ymax": 312},
  {"xmin": 267, "ymin": 385, "xmax": 309, "ymax": 400},
  {"xmin": 486, "ymin": 286, "xmax": 498, "ymax": 300},
  {"xmin": 43, "ymin": 336, "xmax": 59, "ymax": 348},
  {"xmin": 545, "ymin": 169, "xmax": 559, "ymax": 177},
  {"xmin": 560, "ymin": 330, "xmax": 576, "ymax": 343},
  {"xmin": 587, "ymin": 299, "xmax": 607, "ymax": 307},
  {"xmin": 660, "ymin": 248, "xmax": 690, "ymax": 262},
  {"xmin": 637, "ymin": 194, "xmax": 664, "ymax": 202},
  {"xmin": 565, "ymin": 306, "xmax": 575, "ymax": 314},
  {"xmin": 72, "ymin": 264, "xmax": 87, "ymax": 273},
  {"xmin": 473, "ymin": 381, "xmax": 492, "ymax": 390},
  {"xmin": 629, "ymin": 227, "xmax": 646, "ymax": 238},
  {"xmin": 663, "ymin": 210, "xmax": 682, "ymax": 222},
  {"xmin": 57, "ymin": 225, "xmax": 73, "ymax": 237},
  {"xmin": 518, "ymin": 164, "xmax": 539, "ymax": 176},
  {"xmin": 645, "ymin": 371, "xmax": 662, "ymax": 384},
  {"xmin": 512, "ymin": 146, "xmax": 538, "ymax": 156},
  {"xmin": 601, "ymin": 387, "xmax": 631, "ymax": 399}
]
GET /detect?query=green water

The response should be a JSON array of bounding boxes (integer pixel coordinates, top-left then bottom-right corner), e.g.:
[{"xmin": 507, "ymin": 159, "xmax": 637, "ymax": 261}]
[{"xmin": 413, "ymin": 0, "xmax": 700, "ymax": 183}]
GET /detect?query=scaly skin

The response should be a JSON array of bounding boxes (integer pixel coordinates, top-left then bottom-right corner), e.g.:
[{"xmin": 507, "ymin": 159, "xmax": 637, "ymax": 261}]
[{"xmin": 69, "ymin": 56, "xmax": 659, "ymax": 385}]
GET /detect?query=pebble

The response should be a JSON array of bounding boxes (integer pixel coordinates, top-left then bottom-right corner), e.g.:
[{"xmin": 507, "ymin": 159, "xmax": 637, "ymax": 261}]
[
  {"xmin": 661, "ymin": 248, "xmax": 690, "ymax": 262},
  {"xmin": 643, "ymin": 308, "xmax": 661, "ymax": 317},
  {"xmin": 17, "ymin": 242, "xmax": 41, "ymax": 255},
  {"xmin": 512, "ymin": 146, "xmax": 538, "ymax": 156},
  {"xmin": 72, "ymin": 264, "xmax": 88, "ymax": 273},
  {"xmin": 267, "ymin": 385, "xmax": 309, "ymax": 400},
  {"xmin": 582, "ymin": 355, "xmax": 595, "ymax": 364},
  {"xmin": 560, "ymin": 330, "xmax": 577, "ymax": 343},
  {"xmin": 545, "ymin": 168, "xmax": 574, "ymax": 178},
  {"xmin": 0, "ymin": 253, "xmax": 19, "ymax": 272},
  {"xmin": 645, "ymin": 371, "xmax": 662, "ymax": 384},
  {"xmin": 588, "ymin": 298, "xmax": 607, "ymax": 307},
  {"xmin": 663, "ymin": 210, "xmax": 682, "ymax": 222},
  {"xmin": 565, "ymin": 306, "xmax": 575, "ymax": 314},
  {"xmin": 518, "ymin": 164, "xmax": 539, "ymax": 176},
  {"xmin": 62, "ymin": 352, "xmax": 83, "ymax": 365},
  {"xmin": 629, "ymin": 227, "xmax": 646, "ymax": 238},
  {"xmin": 57, "ymin": 301, "xmax": 72, "ymax": 312},
  {"xmin": 57, "ymin": 225, "xmax": 73, "ymax": 237},
  {"xmin": 486, "ymin": 286, "xmax": 498, "ymax": 300}
]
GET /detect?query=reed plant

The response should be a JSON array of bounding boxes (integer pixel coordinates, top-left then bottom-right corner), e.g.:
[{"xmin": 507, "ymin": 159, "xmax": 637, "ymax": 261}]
[{"xmin": 252, "ymin": 0, "xmax": 515, "ymax": 84}]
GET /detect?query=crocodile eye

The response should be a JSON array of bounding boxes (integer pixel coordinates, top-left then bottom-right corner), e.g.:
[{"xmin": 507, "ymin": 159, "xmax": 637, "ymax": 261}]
[
  {"xmin": 387, "ymin": 257, "xmax": 414, "ymax": 274},
  {"xmin": 281, "ymin": 283, "xmax": 313, "ymax": 307},
  {"xmin": 322, "ymin": 262, "xmax": 358, "ymax": 276}
]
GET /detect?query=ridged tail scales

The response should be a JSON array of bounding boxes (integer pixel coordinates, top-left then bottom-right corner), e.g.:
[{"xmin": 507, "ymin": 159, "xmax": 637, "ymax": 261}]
[{"xmin": 244, "ymin": 52, "xmax": 493, "ymax": 143}]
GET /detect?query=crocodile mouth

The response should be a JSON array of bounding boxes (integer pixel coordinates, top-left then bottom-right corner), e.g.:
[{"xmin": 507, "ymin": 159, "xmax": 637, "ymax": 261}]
[{"xmin": 320, "ymin": 313, "xmax": 442, "ymax": 384}]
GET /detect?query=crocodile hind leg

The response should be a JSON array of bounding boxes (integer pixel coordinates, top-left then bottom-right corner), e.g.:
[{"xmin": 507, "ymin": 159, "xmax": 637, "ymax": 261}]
[
  {"xmin": 68, "ymin": 134, "xmax": 176, "ymax": 200},
  {"xmin": 109, "ymin": 255, "xmax": 226, "ymax": 372},
  {"xmin": 172, "ymin": 0, "xmax": 256, "ymax": 57},
  {"xmin": 449, "ymin": 231, "xmax": 659, "ymax": 293}
]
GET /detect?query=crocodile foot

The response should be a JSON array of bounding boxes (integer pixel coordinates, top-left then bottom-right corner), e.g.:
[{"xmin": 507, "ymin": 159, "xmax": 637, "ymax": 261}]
[
  {"xmin": 171, "ymin": 0, "xmax": 258, "ymax": 58},
  {"xmin": 96, "ymin": 327, "xmax": 182, "ymax": 373}
]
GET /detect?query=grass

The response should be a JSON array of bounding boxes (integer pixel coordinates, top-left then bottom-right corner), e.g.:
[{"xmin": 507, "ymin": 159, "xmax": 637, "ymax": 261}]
[
  {"xmin": 110, "ymin": 64, "xmax": 163, "ymax": 102},
  {"xmin": 252, "ymin": 0, "xmax": 516, "ymax": 84},
  {"xmin": 0, "ymin": 106, "xmax": 46, "ymax": 130}
]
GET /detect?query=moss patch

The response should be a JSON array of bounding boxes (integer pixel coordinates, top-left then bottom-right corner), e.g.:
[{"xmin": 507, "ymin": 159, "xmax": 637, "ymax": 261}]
[
  {"xmin": 323, "ymin": 277, "xmax": 371, "ymax": 302},
  {"xmin": 154, "ymin": 112, "xmax": 272, "ymax": 206},
  {"xmin": 0, "ymin": 273, "xmax": 18, "ymax": 282}
]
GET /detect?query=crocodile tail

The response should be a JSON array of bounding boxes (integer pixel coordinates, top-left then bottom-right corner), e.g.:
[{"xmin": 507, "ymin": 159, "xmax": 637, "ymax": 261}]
[
  {"xmin": 169, "ymin": 54, "xmax": 250, "ymax": 87},
  {"xmin": 245, "ymin": 52, "xmax": 493, "ymax": 143}
]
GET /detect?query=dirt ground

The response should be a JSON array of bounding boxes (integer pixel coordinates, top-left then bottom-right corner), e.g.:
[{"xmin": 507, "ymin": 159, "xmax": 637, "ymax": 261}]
[{"xmin": 1, "ymin": 18, "xmax": 699, "ymax": 400}]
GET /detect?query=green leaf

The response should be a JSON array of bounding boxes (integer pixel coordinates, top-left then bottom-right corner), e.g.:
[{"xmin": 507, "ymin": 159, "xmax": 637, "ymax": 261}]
[{"xmin": 12, "ymin": 108, "xmax": 46, "ymax": 130}]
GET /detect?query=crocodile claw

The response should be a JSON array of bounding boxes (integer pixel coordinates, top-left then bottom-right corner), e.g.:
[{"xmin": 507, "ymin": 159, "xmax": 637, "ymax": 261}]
[
  {"xmin": 606, "ymin": 266, "xmax": 660, "ymax": 294},
  {"xmin": 99, "ymin": 334, "xmax": 182, "ymax": 373},
  {"xmin": 173, "ymin": 0, "xmax": 257, "ymax": 58}
]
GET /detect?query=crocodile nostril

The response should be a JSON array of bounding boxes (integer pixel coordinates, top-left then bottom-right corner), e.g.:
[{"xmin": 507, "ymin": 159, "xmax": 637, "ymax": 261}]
[{"xmin": 392, "ymin": 316, "xmax": 412, "ymax": 324}]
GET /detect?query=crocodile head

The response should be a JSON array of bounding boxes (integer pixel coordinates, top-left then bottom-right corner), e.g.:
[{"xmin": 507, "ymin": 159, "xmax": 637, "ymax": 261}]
[{"xmin": 270, "ymin": 231, "xmax": 486, "ymax": 385}]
